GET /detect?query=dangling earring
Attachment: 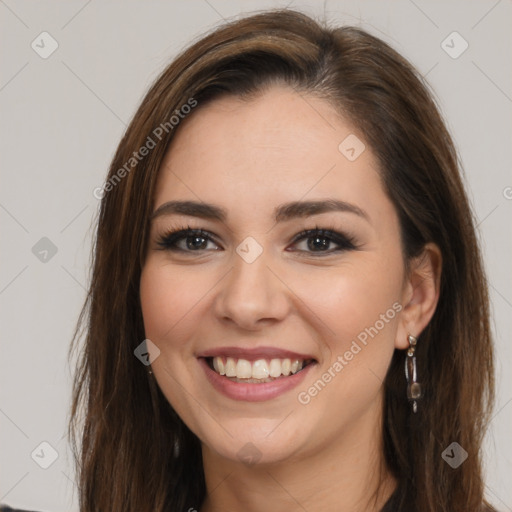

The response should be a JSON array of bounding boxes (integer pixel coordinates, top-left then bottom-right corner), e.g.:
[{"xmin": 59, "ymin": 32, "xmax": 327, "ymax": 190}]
[
  {"xmin": 405, "ymin": 334, "xmax": 422, "ymax": 413},
  {"xmin": 147, "ymin": 367, "xmax": 153, "ymax": 375}
]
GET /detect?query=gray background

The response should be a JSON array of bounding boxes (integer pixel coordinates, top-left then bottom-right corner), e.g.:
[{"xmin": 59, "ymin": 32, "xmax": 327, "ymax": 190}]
[{"xmin": 0, "ymin": 1, "xmax": 510, "ymax": 510}]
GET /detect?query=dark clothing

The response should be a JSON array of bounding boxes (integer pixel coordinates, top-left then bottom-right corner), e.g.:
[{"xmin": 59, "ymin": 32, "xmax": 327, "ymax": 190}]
[{"xmin": 1, "ymin": 507, "xmax": 44, "ymax": 512}]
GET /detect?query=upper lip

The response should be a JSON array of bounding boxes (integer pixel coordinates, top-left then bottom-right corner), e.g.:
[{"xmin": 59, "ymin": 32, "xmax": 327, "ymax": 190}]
[{"xmin": 197, "ymin": 346, "xmax": 316, "ymax": 362}]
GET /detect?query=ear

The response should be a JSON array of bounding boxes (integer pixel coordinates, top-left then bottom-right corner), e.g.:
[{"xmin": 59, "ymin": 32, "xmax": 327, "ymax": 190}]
[{"xmin": 395, "ymin": 242, "xmax": 442, "ymax": 349}]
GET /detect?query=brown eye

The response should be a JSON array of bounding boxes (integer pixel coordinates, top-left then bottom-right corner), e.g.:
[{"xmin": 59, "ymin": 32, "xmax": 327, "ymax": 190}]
[
  {"xmin": 288, "ymin": 229, "xmax": 357, "ymax": 255},
  {"xmin": 156, "ymin": 228, "xmax": 221, "ymax": 252}
]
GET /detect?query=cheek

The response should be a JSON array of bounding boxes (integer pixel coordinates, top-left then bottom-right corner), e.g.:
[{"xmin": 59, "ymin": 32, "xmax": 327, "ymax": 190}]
[
  {"xmin": 296, "ymin": 256, "xmax": 403, "ymax": 347},
  {"xmin": 139, "ymin": 261, "xmax": 204, "ymax": 345},
  {"xmin": 139, "ymin": 261, "xmax": 207, "ymax": 420},
  {"xmin": 292, "ymin": 263, "xmax": 402, "ymax": 426}
]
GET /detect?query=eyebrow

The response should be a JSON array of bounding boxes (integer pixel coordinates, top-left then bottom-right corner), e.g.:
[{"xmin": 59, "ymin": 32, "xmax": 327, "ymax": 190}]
[{"xmin": 151, "ymin": 198, "xmax": 370, "ymax": 224}]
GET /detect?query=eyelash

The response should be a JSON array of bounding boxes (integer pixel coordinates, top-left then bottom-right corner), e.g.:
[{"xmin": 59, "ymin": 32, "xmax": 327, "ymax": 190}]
[{"xmin": 155, "ymin": 224, "xmax": 358, "ymax": 256}]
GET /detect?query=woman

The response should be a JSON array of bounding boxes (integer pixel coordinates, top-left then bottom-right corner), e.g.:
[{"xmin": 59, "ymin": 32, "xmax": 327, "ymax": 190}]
[{"xmin": 64, "ymin": 8, "xmax": 495, "ymax": 512}]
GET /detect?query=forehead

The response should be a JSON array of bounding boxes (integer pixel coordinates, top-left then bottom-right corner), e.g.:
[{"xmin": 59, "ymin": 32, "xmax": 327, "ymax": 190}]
[{"xmin": 153, "ymin": 86, "xmax": 392, "ymax": 226}]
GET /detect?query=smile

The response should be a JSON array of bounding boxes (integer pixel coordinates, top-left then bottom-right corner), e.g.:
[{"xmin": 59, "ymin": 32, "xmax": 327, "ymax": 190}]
[
  {"xmin": 207, "ymin": 356, "xmax": 314, "ymax": 383},
  {"xmin": 197, "ymin": 347, "xmax": 317, "ymax": 402}
]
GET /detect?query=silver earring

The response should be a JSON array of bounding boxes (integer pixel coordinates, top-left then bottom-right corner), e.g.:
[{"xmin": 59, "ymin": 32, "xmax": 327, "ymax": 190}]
[
  {"xmin": 147, "ymin": 367, "xmax": 153, "ymax": 375},
  {"xmin": 405, "ymin": 334, "xmax": 422, "ymax": 413}
]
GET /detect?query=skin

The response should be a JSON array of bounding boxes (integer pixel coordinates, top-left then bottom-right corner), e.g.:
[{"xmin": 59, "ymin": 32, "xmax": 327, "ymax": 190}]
[{"xmin": 139, "ymin": 85, "xmax": 442, "ymax": 512}]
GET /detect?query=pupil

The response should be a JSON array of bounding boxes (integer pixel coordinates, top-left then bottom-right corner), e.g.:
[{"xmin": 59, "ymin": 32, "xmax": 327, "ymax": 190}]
[
  {"xmin": 308, "ymin": 236, "xmax": 329, "ymax": 251},
  {"xmin": 187, "ymin": 236, "xmax": 206, "ymax": 250}
]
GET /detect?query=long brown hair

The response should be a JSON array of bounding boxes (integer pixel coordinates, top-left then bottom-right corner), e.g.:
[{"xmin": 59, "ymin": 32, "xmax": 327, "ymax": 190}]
[{"xmin": 68, "ymin": 9, "xmax": 495, "ymax": 511}]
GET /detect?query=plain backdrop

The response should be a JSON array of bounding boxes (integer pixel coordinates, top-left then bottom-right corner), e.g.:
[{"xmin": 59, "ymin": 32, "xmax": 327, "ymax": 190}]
[{"xmin": 1, "ymin": 1, "xmax": 511, "ymax": 510}]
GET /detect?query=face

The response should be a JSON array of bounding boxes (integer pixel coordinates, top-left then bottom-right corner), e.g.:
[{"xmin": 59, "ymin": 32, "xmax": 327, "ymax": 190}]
[{"xmin": 140, "ymin": 86, "xmax": 408, "ymax": 466}]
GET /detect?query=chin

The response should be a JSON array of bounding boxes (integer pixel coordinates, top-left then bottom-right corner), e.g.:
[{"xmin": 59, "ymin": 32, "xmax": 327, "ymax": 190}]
[
  {"xmin": 206, "ymin": 435, "xmax": 302, "ymax": 467},
  {"xmin": 195, "ymin": 415, "xmax": 307, "ymax": 464}
]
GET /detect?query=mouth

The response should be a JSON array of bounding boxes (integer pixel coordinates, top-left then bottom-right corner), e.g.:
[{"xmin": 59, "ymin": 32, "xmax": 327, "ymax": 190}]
[
  {"xmin": 197, "ymin": 347, "xmax": 318, "ymax": 402},
  {"xmin": 205, "ymin": 356, "xmax": 316, "ymax": 383}
]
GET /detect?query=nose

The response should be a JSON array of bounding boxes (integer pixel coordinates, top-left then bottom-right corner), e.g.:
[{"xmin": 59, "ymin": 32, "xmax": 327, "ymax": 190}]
[{"xmin": 212, "ymin": 250, "xmax": 290, "ymax": 331}]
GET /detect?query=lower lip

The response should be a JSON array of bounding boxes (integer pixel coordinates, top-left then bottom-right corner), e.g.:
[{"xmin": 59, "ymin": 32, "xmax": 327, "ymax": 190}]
[{"xmin": 199, "ymin": 358, "xmax": 315, "ymax": 402}]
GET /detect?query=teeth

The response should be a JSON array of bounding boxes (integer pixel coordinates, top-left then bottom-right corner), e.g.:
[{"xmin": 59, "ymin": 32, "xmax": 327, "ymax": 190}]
[
  {"xmin": 290, "ymin": 359, "xmax": 301, "ymax": 374},
  {"xmin": 211, "ymin": 356, "xmax": 305, "ymax": 380},
  {"xmin": 252, "ymin": 359, "xmax": 269, "ymax": 379},
  {"xmin": 225, "ymin": 357, "xmax": 236, "ymax": 377},
  {"xmin": 281, "ymin": 358, "xmax": 291, "ymax": 376},
  {"xmin": 212, "ymin": 357, "xmax": 225, "ymax": 375},
  {"xmin": 236, "ymin": 359, "xmax": 252, "ymax": 379},
  {"xmin": 269, "ymin": 359, "xmax": 282, "ymax": 378}
]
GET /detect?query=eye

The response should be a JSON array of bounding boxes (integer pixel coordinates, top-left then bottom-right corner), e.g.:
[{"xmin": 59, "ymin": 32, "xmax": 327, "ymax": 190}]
[
  {"xmin": 288, "ymin": 228, "xmax": 357, "ymax": 255},
  {"xmin": 155, "ymin": 226, "xmax": 358, "ymax": 256},
  {"xmin": 156, "ymin": 227, "xmax": 221, "ymax": 252}
]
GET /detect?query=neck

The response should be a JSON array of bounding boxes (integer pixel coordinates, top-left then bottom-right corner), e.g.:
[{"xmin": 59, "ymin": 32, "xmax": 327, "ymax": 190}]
[{"xmin": 199, "ymin": 399, "xmax": 396, "ymax": 512}]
